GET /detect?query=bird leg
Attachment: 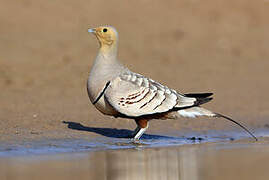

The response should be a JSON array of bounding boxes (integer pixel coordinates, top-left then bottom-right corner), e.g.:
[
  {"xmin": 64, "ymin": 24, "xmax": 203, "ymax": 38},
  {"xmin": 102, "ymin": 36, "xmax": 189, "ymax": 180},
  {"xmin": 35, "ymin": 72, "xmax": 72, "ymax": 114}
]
[
  {"xmin": 121, "ymin": 126, "xmax": 142, "ymax": 139},
  {"xmin": 133, "ymin": 119, "xmax": 149, "ymax": 141},
  {"xmin": 132, "ymin": 126, "xmax": 140, "ymax": 135}
]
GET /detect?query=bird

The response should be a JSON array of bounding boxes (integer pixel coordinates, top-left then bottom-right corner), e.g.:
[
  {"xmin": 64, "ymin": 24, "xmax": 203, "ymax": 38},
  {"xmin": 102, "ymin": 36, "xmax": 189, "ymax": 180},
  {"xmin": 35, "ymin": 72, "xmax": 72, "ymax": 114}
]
[{"xmin": 86, "ymin": 25, "xmax": 257, "ymax": 141}]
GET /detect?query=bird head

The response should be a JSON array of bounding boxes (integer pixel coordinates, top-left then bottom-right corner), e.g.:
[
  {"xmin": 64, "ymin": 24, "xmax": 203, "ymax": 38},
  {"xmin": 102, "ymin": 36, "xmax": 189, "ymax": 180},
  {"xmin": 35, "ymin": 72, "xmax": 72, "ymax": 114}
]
[{"xmin": 88, "ymin": 26, "xmax": 118, "ymax": 49}]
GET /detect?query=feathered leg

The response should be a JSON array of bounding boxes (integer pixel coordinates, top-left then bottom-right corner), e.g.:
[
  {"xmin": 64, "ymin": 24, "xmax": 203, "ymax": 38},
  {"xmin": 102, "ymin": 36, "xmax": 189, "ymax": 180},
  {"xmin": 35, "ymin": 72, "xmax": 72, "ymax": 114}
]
[{"xmin": 133, "ymin": 119, "xmax": 149, "ymax": 140}]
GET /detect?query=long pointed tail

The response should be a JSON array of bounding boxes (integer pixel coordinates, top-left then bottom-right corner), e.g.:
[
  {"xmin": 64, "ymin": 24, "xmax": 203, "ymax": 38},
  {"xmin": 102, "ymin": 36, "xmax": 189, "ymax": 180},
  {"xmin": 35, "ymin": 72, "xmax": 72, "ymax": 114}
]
[
  {"xmin": 177, "ymin": 107, "xmax": 258, "ymax": 141},
  {"xmin": 214, "ymin": 113, "xmax": 258, "ymax": 141}
]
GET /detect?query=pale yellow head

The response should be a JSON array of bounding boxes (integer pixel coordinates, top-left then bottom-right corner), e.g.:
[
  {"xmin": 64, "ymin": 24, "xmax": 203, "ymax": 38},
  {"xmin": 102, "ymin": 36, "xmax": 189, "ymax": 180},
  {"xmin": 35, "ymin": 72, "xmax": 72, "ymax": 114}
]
[{"xmin": 88, "ymin": 26, "xmax": 118, "ymax": 51}]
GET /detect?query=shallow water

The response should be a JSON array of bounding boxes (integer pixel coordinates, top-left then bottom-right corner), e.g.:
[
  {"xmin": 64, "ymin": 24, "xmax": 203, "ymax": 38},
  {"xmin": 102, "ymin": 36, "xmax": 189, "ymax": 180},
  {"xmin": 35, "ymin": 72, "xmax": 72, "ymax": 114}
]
[
  {"xmin": 0, "ymin": 129, "xmax": 264, "ymax": 157},
  {"xmin": 0, "ymin": 130, "xmax": 268, "ymax": 180},
  {"xmin": 1, "ymin": 138, "xmax": 269, "ymax": 180}
]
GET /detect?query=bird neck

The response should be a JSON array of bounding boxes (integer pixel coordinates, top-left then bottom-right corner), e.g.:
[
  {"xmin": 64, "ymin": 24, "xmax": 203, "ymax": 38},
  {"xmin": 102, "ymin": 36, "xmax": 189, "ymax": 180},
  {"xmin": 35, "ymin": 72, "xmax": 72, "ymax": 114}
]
[{"xmin": 99, "ymin": 43, "xmax": 118, "ymax": 59}]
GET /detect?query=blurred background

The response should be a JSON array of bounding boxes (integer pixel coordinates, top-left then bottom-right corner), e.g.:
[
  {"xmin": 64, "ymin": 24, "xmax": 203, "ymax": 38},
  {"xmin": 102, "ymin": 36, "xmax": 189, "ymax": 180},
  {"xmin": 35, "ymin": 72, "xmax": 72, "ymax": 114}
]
[{"xmin": 0, "ymin": 0, "xmax": 269, "ymax": 141}]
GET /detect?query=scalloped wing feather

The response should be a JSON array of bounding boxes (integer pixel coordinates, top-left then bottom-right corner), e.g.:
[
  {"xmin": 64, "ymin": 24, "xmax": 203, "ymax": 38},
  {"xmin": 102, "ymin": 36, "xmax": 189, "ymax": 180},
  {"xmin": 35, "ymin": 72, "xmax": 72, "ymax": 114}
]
[{"xmin": 104, "ymin": 72, "xmax": 197, "ymax": 117}]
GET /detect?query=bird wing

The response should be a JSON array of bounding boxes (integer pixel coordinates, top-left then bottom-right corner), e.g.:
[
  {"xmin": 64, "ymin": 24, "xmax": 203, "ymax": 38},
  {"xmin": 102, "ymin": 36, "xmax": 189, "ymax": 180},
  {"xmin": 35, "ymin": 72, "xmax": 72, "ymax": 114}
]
[{"xmin": 104, "ymin": 72, "xmax": 198, "ymax": 117}]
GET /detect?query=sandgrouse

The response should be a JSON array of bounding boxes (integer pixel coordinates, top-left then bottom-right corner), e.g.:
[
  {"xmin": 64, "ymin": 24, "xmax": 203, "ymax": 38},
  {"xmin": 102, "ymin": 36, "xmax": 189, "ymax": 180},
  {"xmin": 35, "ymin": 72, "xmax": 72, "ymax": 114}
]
[{"xmin": 87, "ymin": 25, "xmax": 257, "ymax": 141}]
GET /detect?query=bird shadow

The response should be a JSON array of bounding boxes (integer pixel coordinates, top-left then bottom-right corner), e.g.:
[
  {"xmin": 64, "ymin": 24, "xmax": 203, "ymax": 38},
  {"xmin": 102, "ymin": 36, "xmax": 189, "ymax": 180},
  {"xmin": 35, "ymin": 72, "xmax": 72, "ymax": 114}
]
[{"xmin": 62, "ymin": 121, "xmax": 174, "ymax": 140}]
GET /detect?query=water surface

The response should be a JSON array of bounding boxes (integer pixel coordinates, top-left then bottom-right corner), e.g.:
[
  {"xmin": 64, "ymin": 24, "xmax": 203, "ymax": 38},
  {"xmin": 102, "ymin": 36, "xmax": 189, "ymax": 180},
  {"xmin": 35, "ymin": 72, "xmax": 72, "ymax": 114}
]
[
  {"xmin": 0, "ymin": 130, "xmax": 268, "ymax": 180},
  {"xmin": 0, "ymin": 139, "xmax": 269, "ymax": 180}
]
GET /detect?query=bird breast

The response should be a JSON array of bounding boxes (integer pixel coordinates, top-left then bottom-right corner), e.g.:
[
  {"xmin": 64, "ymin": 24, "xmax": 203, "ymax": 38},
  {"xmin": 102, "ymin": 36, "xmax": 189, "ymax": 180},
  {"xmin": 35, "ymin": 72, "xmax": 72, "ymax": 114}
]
[{"xmin": 93, "ymin": 95, "xmax": 119, "ymax": 116}]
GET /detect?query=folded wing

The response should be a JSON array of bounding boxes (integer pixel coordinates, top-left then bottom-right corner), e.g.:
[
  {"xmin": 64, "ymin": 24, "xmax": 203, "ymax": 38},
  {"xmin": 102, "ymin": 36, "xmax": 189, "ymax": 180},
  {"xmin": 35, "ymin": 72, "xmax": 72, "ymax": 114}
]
[{"xmin": 104, "ymin": 72, "xmax": 204, "ymax": 117}]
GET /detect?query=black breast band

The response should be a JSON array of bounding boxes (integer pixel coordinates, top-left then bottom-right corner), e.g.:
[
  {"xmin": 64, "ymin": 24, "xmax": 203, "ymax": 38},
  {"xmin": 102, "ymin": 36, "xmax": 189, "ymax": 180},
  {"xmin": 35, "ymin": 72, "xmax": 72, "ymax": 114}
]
[{"xmin": 93, "ymin": 81, "xmax": 111, "ymax": 105}]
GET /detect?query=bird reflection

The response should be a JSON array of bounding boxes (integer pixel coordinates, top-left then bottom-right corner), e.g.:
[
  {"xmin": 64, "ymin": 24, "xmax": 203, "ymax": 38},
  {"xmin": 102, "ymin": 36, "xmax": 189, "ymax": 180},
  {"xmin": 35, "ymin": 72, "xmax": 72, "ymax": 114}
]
[{"xmin": 89, "ymin": 147, "xmax": 199, "ymax": 180}]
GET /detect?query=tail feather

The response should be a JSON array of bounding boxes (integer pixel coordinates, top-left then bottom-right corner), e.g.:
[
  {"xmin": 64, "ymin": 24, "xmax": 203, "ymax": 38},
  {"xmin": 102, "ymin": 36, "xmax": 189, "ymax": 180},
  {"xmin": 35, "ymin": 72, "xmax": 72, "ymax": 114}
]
[
  {"xmin": 177, "ymin": 107, "xmax": 258, "ymax": 141},
  {"xmin": 177, "ymin": 107, "xmax": 215, "ymax": 118},
  {"xmin": 194, "ymin": 97, "xmax": 213, "ymax": 106},
  {"xmin": 184, "ymin": 93, "xmax": 213, "ymax": 106},
  {"xmin": 214, "ymin": 113, "xmax": 258, "ymax": 141},
  {"xmin": 184, "ymin": 93, "xmax": 213, "ymax": 98}
]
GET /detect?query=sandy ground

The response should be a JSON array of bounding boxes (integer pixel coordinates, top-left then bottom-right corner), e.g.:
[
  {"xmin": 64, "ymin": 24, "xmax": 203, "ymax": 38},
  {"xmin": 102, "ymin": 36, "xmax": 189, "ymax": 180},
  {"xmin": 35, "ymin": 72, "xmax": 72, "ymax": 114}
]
[{"xmin": 1, "ymin": 0, "xmax": 269, "ymax": 143}]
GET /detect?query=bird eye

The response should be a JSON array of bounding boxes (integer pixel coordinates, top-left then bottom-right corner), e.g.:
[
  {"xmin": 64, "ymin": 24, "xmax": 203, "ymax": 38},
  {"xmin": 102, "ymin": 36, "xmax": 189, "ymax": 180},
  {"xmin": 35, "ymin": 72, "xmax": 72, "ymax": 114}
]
[{"xmin": 103, "ymin": 28, "xmax": 107, "ymax": 32}]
